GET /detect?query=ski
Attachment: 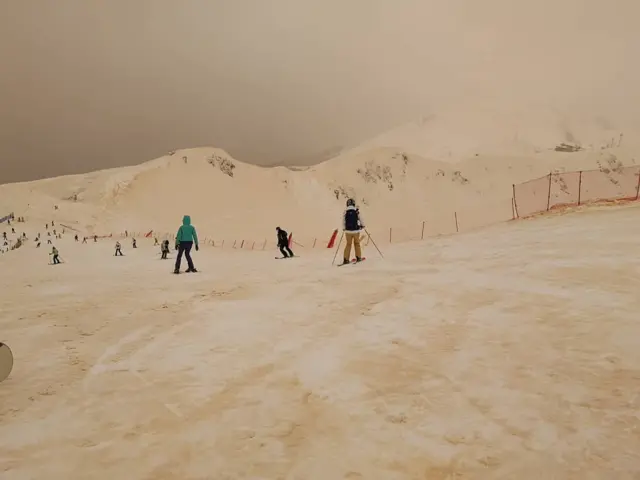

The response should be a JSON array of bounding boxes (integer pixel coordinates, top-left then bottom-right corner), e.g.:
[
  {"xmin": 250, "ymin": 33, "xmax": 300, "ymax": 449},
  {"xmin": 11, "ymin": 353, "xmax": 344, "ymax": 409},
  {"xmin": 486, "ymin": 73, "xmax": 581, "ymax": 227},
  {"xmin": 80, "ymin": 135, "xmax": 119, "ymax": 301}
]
[
  {"xmin": 351, "ymin": 257, "xmax": 366, "ymax": 264},
  {"xmin": 275, "ymin": 256, "xmax": 297, "ymax": 259}
]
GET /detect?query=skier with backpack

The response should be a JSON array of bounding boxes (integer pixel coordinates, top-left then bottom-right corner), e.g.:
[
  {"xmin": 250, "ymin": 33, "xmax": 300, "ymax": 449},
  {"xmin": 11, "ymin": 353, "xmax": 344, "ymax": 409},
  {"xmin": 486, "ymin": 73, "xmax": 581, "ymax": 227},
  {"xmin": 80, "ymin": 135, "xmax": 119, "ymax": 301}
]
[
  {"xmin": 276, "ymin": 227, "xmax": 294, "ymax": 258},
  {"xmin": 339, "ymin": 198, "xmax": 365, "ymax": 265},
  {"xmin": 174, "ymin": 215, "xmax": 199, "ymax": 274}
]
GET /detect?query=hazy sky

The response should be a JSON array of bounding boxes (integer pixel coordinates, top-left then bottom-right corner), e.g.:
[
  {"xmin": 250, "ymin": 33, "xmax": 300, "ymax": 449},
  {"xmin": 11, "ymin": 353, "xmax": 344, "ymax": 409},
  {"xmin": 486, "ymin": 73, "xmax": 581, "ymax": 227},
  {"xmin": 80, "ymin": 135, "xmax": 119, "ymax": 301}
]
[{"xmin": 1, "ymin": 0, "xmax": 639, "ymax": 183}]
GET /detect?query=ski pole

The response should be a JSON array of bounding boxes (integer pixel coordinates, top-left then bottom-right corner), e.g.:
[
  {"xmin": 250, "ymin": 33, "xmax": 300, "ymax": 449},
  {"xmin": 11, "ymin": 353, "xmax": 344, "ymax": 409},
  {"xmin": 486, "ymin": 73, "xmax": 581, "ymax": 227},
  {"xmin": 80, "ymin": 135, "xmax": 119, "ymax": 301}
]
[
  {"xmin": 331, "ymin": 231, "xmax": 344, "ymax": 265},
  {"xmin": 365, "ymin": 229, "xmax": 384, "ymax": 259}
]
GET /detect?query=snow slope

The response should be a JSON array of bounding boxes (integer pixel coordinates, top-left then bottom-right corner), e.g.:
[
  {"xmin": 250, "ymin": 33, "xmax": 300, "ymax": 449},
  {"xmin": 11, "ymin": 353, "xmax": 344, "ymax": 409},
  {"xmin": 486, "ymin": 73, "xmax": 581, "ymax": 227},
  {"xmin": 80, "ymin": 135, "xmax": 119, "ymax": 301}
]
[{"xmin": 1, "ymin": 203, "xmax": 639, "ymax": 478}]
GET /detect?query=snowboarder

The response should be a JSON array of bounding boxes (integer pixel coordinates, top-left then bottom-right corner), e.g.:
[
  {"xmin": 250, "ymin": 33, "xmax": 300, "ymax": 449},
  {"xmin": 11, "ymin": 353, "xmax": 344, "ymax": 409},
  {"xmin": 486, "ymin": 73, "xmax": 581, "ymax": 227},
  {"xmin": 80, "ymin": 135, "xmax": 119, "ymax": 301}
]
[
  {"xmin": 174, "ymin": 215, "xmax": 199, "ymax": 273},
  {"xmin": 132, "ymin": 238, "xmax": 137, "ymax": 249},
  {"xmin": 50, "ymin": 246, "xmax": 60, "ymax": 264},
  {"xmin": 276, "ymin": 227, "xmax": 294, "ymax": 258},
  {"xmin": 115, "ymin": 241, "xmax": 123, "ymax": 256},
  {"xmin": 340, "ymin": 198, "xmax": 365, "ymax": 265},
  {"xmin": 161, "ymin": 240, "xmax": 170, "ymax": 259}
]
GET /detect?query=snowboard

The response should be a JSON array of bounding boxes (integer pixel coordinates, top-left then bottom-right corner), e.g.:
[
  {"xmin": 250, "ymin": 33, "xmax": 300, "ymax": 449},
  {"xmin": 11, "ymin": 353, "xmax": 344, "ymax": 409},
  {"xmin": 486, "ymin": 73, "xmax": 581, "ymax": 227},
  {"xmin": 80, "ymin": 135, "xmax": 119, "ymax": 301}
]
[{"xmin": 0, "ymin": 342, "xmax": 13, "ymax": 383}]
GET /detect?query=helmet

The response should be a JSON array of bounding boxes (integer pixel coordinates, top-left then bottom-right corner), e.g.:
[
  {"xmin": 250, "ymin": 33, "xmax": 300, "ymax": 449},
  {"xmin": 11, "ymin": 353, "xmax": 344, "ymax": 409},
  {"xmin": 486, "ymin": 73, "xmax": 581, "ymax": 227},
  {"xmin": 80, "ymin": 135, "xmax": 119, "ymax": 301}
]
[
  {"xmin": 276, "ymin": 226, "xmax": 280, "ymax": 231},
  {"xmin": 346, "ymin": 198, "xmax": 356, "ymax": 207}
]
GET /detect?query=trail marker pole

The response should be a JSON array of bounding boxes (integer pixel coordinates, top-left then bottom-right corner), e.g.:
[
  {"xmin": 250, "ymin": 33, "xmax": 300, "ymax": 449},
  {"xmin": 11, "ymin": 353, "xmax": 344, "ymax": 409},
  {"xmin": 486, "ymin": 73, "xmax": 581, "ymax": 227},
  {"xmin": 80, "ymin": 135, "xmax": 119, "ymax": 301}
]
[
  {"xmin": 263, "ymin": 239, "xmax": 267, "ymax": 250},
  {"xmin": 389, "ymin": 227, "xmax": 392, "ymax": 243},
  {"xmin": 512, "ymin": 184, "xmax": 520, "ymax": 218},
  {"xmin": 578, "ymin": 171, "xmax": 583, "ymax": 205},
  {"xmin": 421, "ymin": 221, "xmax": 425, "ymax": 240},
  {"xmin": 313, "ymin": 238, "xmax": 317, "ymax": 248},
  {"xmin": 636, "ymin": 168, "xmax": 640, "ymax": 200},
  {"xmin": 240, "ymin": 240, "xmax": 244, "ymax": 249},
  {"xmin": 546, "ymin": 172, "xmax": 552, "ymax": 211},
  {"xmin": 454, "ymin": 212, "xmax": 459, "ymax": 233}
]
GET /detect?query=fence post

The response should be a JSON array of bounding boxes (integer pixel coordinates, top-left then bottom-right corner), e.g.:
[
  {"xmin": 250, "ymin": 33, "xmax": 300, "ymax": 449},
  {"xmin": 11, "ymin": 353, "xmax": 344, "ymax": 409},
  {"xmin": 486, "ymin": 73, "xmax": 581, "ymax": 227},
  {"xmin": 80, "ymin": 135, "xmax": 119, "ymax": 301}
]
[
  {"xmin": 421, "ymin": 221, "xmax": 425, "ymax": 240},
  {"xmin": 454, "ymin": 212, "xmax": 459, "ymax": 233},
  {"xmin": 546, "ymin": 172, "xmax": 552, "ymax": 211},
  {"xmin": 221, "ymin": 239, "xmax": 224, "ymax": 248},
  {"xmin": 263, "ymin": 239, "xmax": 267, "ymax": 250},
  {"xmin": 512, "ymin": 184, "xmax": 519, "ymax": 218},
  {"xmin": 252, "ymin": 241, "xmax": 255, "ymax": 250},
  {"xmin": 240, "ymin": 240, "xmax": 245, "ymax": 249},
  {"xmin": 636, "ymin": 168, "xmax": 640, "ymax": 200},
  {"xmin": 389, "ymin": 227, "xmax": 392, "ymax": 243},
  {"xmin": 578, "ymin": 171, "xmax": 583, "ymax": 205},
  {"xmin": 232, "ymin": 240, "xmax": 236, "ymax": 248},
  {"xmin": 313, "ymin": 238, "xmax": 317, "ymax": 248}
]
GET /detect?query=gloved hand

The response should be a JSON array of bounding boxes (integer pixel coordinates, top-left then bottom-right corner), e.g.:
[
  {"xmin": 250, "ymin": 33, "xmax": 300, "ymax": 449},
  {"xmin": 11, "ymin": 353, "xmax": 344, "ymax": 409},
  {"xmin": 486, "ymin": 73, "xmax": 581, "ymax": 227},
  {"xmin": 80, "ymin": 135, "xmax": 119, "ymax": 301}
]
[
  {"xmin": 175, "ymin": 244, "xmax": 179, "ymax": 251},
  {"xmin": 195, "ymin": 245, "xmax": 199, "ymax": 251}
]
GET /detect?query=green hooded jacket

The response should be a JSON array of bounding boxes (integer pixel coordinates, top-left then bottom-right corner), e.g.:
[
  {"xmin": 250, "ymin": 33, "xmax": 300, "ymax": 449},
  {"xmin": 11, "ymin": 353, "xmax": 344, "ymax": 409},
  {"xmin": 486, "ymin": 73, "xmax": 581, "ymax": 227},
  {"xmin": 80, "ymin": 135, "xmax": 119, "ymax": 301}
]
[{"xmin": 176, "ymin": 215, "xmax": 199, "ymax": 246}]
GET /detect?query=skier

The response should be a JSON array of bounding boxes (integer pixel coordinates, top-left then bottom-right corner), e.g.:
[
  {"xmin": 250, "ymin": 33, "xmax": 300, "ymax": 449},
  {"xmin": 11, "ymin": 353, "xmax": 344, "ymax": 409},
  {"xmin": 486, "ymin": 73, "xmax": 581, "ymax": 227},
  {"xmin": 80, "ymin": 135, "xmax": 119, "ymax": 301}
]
[
  {"xmin": 174, "ymin": 215, "xmax": 199, "ymax": 274},
  {"xmin": 161, "ymin": 240, "xmax": 170, "ymax": 259},
  {"xmin": 50, "ymin": 246, "xmax": 60, "ymax": 264},
  {"xmin": 154, "ymin": 237, "xmax": 159, "ymax": 246},
  {"xmin": 132, "ymin": 238, "xmax": 137, "ymax": 249},
  {"xmin": 93, "ymin": 235, "xmax": 97, "ymax": 243},
  {"xmin": 340, "ymin": 198, "xmax": 365, "ymax": 265},
  {"xmin": 2, "ymin": 232, "xmax": 5, "ymax": 241},
  {"xmin": 115, "ymin": 241, "xmax": 123, "ymax": 256},
  {"xmin": 276, "ymin": 227, "xmax": 294, "ymax": 258},
  {"xmin": 82, "ymin": 237, "xmax": 87, "ymax": 244},
  {"xmin": 74, "ymin": 234, "xmax": 78, "ymax": 242}
]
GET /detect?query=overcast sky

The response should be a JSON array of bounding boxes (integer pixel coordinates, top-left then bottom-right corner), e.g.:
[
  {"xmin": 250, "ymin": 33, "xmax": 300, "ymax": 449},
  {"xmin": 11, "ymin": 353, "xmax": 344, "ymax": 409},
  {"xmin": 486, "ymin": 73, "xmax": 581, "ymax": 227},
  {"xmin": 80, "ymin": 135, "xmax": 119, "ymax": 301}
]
[{"xmin": 1, "ymin": 0, "xmax": 639, "ymax": 182}]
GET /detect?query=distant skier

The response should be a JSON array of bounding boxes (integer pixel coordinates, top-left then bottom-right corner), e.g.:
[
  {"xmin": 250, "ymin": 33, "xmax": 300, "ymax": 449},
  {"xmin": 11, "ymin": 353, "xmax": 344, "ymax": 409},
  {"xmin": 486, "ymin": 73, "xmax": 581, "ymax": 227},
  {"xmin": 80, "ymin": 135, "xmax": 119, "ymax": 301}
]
[
  {"xmin": 132, "ymin": 238, "xmax": 137, "ymax": 249},
  {"xmin": 340, "ymin": 198, "xmax": 365, "ymax": 265},
  {"xmin": 161, "ymin": 240, "xmax": 170, "ymax": 259},
  {"xmin": 93, "ymin": 235, "xmax": 97, "ymax": 243},
  {"xmin": 2, "ymin": 232, "xmax": 5, "ymax": 241},
  {"xmin": 82, "ymin": 237, "xmax": 87, "ymax": 244},
  {"xmin": 154, "ymin": 237, "xmax": 159, "ymax": 246},
  {"xmin": 174, "ymin": 215, "xmax": 199, "ymax": 274},
  {"xmin": 276, "ymin": 227, "xmax": 294, "ymax": 258},
  {"xmin": 74, "ymin": 234, "xmax": 78, "ymax": 242},
  {"xmin": 115, "ymin": 241, "xmax": 123, "ymax": 256},
  {"xmin": 50, "ymin": 246, "xmax": 60, "ymax": 264}
]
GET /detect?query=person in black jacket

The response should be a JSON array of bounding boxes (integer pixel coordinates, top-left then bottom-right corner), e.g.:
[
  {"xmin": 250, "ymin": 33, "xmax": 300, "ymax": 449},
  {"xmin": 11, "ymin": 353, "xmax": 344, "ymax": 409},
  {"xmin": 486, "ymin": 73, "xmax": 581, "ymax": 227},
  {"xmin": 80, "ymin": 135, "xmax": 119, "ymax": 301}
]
[
  {"xmin": 276, "ymin": 227, "xmax": 294, "ymax": 258},
  {"xmin": 340, "ymin": 198, "xmax": 365, "ymax": 265}
]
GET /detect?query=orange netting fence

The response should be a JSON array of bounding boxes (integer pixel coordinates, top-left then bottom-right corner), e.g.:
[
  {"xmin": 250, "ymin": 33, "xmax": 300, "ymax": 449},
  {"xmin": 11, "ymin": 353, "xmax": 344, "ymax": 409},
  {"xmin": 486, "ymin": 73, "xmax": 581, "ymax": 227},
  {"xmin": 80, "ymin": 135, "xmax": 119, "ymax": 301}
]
[{"xmin": 513, "ymin": 166, "xmax": 640, "ymax": 219}]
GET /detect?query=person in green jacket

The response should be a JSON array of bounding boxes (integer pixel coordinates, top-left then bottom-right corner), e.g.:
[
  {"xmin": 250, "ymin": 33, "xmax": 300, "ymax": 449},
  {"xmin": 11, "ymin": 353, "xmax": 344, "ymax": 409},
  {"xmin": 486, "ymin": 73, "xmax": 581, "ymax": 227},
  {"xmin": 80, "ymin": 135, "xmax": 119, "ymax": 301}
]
[{"xmin": 174, "ymin": 215, "xmax": 199, "ymax": 273}]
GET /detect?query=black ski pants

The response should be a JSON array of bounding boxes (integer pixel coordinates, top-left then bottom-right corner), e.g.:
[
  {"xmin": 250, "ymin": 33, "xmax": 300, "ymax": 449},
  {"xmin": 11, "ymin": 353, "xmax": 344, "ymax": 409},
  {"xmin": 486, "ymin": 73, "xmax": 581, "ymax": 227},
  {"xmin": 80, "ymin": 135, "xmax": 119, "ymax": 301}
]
[
  {"xmin": 279, "ymin": 244, "xmax": 293, "ymax": 258},
  {"xmin": 52, "ymin": 254, "xmax": 60, "ymax": 264},
  {"xmin": 175, "ymin": 241, "xmax": 195, "ymax": 271}
]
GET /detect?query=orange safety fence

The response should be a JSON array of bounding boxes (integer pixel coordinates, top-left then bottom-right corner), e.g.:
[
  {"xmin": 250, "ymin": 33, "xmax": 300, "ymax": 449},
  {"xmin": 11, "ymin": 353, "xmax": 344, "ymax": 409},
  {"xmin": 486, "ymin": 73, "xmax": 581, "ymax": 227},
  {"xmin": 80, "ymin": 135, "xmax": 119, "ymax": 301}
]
[{"xmin": 514, "ymin": 166, "xmax": 640, "ymax": 218}]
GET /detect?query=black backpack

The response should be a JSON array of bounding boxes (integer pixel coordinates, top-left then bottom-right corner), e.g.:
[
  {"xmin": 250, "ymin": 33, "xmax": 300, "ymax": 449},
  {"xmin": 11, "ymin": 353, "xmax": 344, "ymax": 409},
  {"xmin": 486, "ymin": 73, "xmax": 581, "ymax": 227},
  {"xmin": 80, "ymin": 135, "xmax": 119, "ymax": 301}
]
[{"xmin": 345, "ymin": 208, "xmax": 360, "ymax": 231}]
